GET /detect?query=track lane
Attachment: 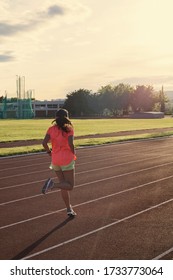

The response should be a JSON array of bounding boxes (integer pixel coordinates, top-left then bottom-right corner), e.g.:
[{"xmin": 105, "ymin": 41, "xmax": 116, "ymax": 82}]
[
  {"xmin": 0, "ymin": 173, "xmax": 173, "ymax": 259},
  {"xmin": 0, "ymin": 138, "xmax": 173, "ymax": 260}
]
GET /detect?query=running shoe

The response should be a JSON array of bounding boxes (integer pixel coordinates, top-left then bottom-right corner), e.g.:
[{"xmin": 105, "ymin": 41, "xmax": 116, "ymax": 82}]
[
  {"xmin": 42, "ymin": 178, "xmax": 54, "ymax": 194},
  {"xmin": 67, "ymin": 208, "xmax": 77, "ymax": 217}
]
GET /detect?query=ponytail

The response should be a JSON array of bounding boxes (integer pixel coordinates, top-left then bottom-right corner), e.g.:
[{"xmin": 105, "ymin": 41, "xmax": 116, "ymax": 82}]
[{"xmin": 52, "ymin": 109, "xmax": 73, "ymax": 133}]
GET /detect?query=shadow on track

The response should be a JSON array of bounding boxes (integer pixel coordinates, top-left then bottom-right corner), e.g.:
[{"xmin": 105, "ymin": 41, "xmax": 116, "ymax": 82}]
[{"xmin": 11, "ymin": 217, "xmax": 74, "ymax": 260}]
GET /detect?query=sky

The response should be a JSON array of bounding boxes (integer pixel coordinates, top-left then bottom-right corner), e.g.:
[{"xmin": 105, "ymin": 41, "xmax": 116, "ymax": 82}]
[{"xmin": 1, "ymin": 0, "xmax": 173, "ymax": 100}]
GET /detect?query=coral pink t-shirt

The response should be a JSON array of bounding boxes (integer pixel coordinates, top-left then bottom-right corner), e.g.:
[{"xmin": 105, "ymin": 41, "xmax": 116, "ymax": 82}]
[{"xmin": 46, "ymin": 125, "xmax": 75, "ymax": 166}]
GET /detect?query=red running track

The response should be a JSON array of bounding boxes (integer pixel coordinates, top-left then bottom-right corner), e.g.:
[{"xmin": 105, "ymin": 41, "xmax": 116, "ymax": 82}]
[{"xmin": 0, "ymin": 138, "xmax": 173, "ymax": 260}]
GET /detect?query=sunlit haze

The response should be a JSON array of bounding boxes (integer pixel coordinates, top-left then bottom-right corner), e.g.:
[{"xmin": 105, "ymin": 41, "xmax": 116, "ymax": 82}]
[{"xmin": 1, "ymin": 0, "xmax": 173, "ymax": 100}]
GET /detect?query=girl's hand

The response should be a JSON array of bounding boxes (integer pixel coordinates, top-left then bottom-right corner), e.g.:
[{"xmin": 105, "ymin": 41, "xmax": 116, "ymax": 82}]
[{"xmin": 47, "ymin": 151, "xmax": 52, "ymax": 156}]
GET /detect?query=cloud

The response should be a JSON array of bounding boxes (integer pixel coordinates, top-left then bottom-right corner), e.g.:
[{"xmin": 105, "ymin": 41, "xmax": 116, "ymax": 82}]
[
  {"xmin": 0, "ymin": 1, "xmax": 91, "ymax": 38},
  {"xmin": 0, "ymin": 22, "xmax": 33, "ymax": 36},
  {"xmin": 0, "ymin": 4, "xmax": 66, "ymax": 38},
  {"xmin": 111, "ymin": 75, "xmax": 173, "ymax": 90},
  {"xmin": 0, "ymin": 52, "xmax": 14, "ymax": 62},
  {"xmin": 0, "ymin": 1, "xmax": 92, "ymax": 63},
  {"xmin": 0, "ymin": 1, "xmax": 92, "ymax": 42},
  {"xmin": 47, "ymin": 5, "xmax": 65, "ymax": 17}
]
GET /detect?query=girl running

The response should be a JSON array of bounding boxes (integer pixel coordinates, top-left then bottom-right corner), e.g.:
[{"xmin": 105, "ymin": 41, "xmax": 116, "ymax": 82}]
[{"xmin": 41, "ymin": 108, "xmax": 77, "ymax": 217}]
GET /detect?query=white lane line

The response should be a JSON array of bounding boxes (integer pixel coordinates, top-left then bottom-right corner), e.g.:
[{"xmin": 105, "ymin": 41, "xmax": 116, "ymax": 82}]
[
  {"xmin": 0, "ymin": 154, "xmax": 139, "ymax": 179},
  {"xmin": 0, "ymin": 148, "xmax": 161, "ymax": 172},
  {"xmin": 22, "ymin": 198, "xmax": 173, "ymax": 260},
  {"xmin": 0, "ymin": 144, "xmax": 172, "ymax": 190},
  {"xmin": 1, "ymin": 159, "xmax": 173, "ymax": 206},
  {"xmin": 0, "ymin": 161, "xmax": 47, "ymax": 172},
  {"xmin": 1, "ymin": 136, "xmax": 173, "ymax": 165},
  {"xmin": 1, "ymin": 174, "xmax": 173, "ymax": 229},
  {"xmin": 0, "ymin": 152, "xmax": 172, "ymax": 182},
  {"xmin": 0, "ymin": 153, "xmax": 46, "ymax": 163},
  {"xmin": 0, "ymin": 143, "xmax": 126, "ymax": 164},
  {"xmin": 0, "ymin": 208, "xmax": 65, "ymax": 230},
  {"xmin": 0, "ymin": 169, "xmax": 49, "ymax": 180},
  {"xmin": 0, "ymin": 153, "xmax": 131, "ymax": 173},
  {"xmin": 0, "ymin": 179, "xmax": 47, "ymax": 191},
  {"xmin": 75, "ymin": 154, "xmax": 172, "ymax": 175},
  {"xmin": 153, "ymin": 247, "xmax": 173, "ymax": 260},
  {"xmin": 0, "ymin": 193, "xmax": 44, "ymax": 206},
  {"xmin": 0, "ymin": 151, "xmax": 171, "ymax": 190}
]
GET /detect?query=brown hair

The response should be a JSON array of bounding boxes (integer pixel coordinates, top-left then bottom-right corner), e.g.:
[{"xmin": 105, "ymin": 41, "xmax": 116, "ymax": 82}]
[{"xmin": 52, "ymin": 109, "xmax": 73, "ymax": 133}]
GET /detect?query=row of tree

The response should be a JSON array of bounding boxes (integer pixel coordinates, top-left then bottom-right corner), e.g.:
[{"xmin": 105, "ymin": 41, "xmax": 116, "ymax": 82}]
[{"xmin": 63, "ymin": 84, "xmax": 167, "ymax": 117}]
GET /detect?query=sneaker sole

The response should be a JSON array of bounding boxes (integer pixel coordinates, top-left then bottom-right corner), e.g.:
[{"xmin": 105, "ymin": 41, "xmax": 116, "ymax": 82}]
[
  {"xmin": 67, "ymin": 212, "xmax": 77, "ymax": 217},
  {"xmin": 42, "ymin": 179, "xmax": 52, "ymax": 194}
]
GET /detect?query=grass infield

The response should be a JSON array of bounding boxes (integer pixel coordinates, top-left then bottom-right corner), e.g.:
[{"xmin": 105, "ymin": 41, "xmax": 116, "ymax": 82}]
[{"xmin": 1, "ymin": 118, "xmax": 173, "ymax": 156}]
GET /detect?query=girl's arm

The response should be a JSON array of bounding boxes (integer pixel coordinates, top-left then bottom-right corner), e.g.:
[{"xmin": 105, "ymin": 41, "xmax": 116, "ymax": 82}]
[
  {"xmin": 42, "ymin": 134, "xmax": 51, "ymax": 155},
  {"xmin": 68, "ymin": 135, "xmax": 75, "ymax": 155}
]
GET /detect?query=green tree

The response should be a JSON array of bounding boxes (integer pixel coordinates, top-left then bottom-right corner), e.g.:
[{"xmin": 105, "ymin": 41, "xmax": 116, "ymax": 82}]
[
  {"xmin": 130, "ymin": 85, "xmax": 156, "ymax": 112},
  {"xmin": 63, "ymin": 89, "xmax": 94, "ymax": 117},
  {"xmin": 114, "ymin": 83, "xmax": 133, "ymax": 115},
  {"xmin": 158, "ymin": 86, "xmax": 167, "ymax": 113},
  {"xmin": 98, "ymin": 85, "xmax": 115, "ymax": 115},
  {"xmin": 98, "ymin": 83, "xmax": 133, "ymax": 116}
]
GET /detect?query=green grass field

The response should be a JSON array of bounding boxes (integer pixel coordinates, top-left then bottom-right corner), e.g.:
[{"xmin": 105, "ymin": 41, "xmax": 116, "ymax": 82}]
[
  {"xmin": 1, "ymin": 118, "xmax": 173, "ymax": 142},
  {"xmin": 1, "ymin": 118, "xmax": 173, "ymax": 156}
]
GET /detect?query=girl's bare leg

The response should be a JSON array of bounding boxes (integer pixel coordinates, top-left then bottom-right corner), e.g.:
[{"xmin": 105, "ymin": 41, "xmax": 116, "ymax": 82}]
[
  {"xmin": 60, "ymin": 189, "xmax": 70, "ymax": 209},
  {"xmin": 54, "ymin": 169, "xmax": 75, "ymax": 209},
  {"xmin": 54, "ymin": 169, "xmax": 74, "ymax": 190}
]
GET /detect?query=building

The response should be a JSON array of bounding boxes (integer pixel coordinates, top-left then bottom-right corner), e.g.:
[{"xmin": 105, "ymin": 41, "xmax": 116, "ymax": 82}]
[
  {"xmin": 0, "ymin": 76, "xmax": 65, "ymax": 118},
  {"xmin": 0, "ymin": 97, "xmax": 33, "ymax": 119},
  {"xmin": 0, "ymin": 98, "xmax": 65, "ymax": 119},
  {"xmin": 32, "ymin": 99, "xmax": 65, "ymax": 118}
]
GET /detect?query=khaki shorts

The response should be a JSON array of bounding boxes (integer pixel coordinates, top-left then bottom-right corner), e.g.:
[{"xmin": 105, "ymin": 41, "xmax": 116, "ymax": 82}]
[{"xmin": 50, "ymin": 160, "xmax": 75, "ymax": 171}]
